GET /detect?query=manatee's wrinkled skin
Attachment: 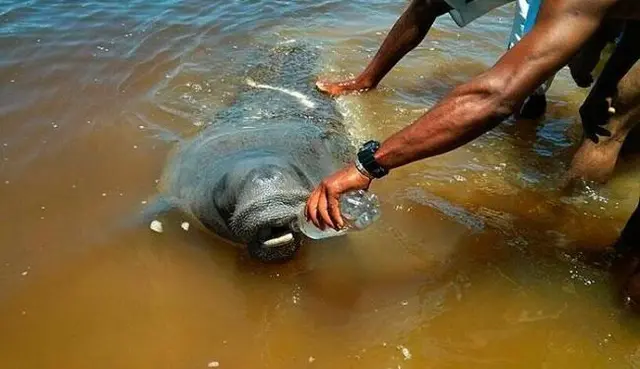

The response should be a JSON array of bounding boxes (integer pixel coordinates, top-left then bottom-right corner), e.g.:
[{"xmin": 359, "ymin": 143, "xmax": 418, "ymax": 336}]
[{"xmin": 157, "ymin": 43, "xmax": 354, "ymax": 262}]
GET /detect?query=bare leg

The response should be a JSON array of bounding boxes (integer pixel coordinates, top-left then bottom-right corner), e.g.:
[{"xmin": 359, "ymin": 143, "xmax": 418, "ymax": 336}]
[
  {"xmin": 564, "ymin": 22, "xmax": 640, "ymax": 185},
  {"xmin": 611, "ymin": 198, "xmax": 640, "ymax": 310},
  {"xmin": 316, "ymin": 0, "xmax": 451, "ymax": 96},
  {"xmin": 566, "ymin": 60, "xmax": 640, "ymax": 184}
]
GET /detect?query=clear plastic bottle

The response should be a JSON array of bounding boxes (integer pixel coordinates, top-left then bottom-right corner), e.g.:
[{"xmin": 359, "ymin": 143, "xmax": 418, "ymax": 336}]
[{"xmin": 291, "ymin": 190, "xmax": 381, "ymax": 240}]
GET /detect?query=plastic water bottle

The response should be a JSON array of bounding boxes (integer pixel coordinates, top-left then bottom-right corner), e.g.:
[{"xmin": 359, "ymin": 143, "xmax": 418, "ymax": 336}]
[{"xmin": 291, "ymin": 190, "xmax": 381, "ymax": 240}]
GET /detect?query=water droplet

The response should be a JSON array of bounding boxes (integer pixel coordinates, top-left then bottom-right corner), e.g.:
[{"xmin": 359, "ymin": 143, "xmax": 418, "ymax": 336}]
[
  {"xmin": 181, "ymin": 222, "xmax": 190, "ymax": 231},
  {"xmin": 133, "ymin": 145, "xmax": 138, "ymax": 149},
  {"xmin": 141, "ymin": 200, "xmax": 147, "ymax": 205},
  {"xmin": 102, "ymin": 193, "xmax": 107, "ymax": 197},
  {"xmin": 21, "ymin": 271, "xmax": 28, "ymax": 276},
  {"xmin": 138, "ymin": 125, "xmax": 145, "ymax": 129},
  {"xmin": 207, "ymin": 361, "xmax": 219, "ymax": 368},
  {"xmin": 308, "ymin": 357, "xmax": 315, "ymax": 363}
]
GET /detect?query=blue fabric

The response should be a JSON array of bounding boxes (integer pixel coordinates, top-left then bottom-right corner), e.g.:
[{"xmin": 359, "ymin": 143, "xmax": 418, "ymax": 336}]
[{"xmin": 523, "ymin": 0, "xmax": 541, "ymax": 34}]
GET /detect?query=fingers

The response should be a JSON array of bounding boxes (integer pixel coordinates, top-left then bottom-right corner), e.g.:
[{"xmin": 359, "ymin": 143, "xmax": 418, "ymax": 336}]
[
  {"xmin": 315, "ymin": 80, "xmax": 328, "ymax": 92},
  {"xmin": 304, "ymin": 185, "xmax": 340, "ymax": 231},
  {"xmin": 594, "ymin": 126, "xmax": 612, "ymax": 137},
  {"xmin": 304, "ymin": 164, "xmax": 374, "ymax": 233},
  {"xmin": 305, "ymin": 187, "xmax": 323, "ymax": 230},
  {"xmin": 318, "ymin": 191, "xmax": 335, "ymax": 231},
  {"xmin": 328, "ymin": 195, "xmax": 344, "ymax": 230},
  {"xmin": 580, "ymin": 96, "xmax": 617, "ymax": 143}
]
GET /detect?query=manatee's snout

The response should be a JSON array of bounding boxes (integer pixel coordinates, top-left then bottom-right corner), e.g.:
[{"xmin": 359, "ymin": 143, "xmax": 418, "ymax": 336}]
[
  {"xmin": 249, "ymin": 217, "xmax": 303, "ymax": 263},
  {"xmin": 229, "ymin": 164, "xmax": 310, "ymax": 262}
]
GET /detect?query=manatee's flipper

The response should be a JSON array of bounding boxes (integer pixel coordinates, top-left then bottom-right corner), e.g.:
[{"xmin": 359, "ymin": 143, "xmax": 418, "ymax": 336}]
[{"xmin": 133, "ymin": 195, "xmax": 176, "ymax": 225}]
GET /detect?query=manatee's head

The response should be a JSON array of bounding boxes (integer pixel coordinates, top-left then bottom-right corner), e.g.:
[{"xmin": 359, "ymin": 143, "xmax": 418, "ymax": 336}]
[{"xmin": 212, "ymin": 155, "xmax": 313, "ymax": 263}]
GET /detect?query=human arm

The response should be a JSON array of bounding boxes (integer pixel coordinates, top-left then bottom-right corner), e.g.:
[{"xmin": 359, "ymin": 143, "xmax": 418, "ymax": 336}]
[
  {"xmin": 306, "ymin": 0, "xmax": 622, "ymax": 230},
  {"xmin": 316, "ymin": 0, "xmax": 451, "ymax": 95}
]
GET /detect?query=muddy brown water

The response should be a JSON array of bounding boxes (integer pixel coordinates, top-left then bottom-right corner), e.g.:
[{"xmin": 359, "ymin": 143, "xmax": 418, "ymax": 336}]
[{"xmin": 1, "ymin": 1, "xmax": 640, "ymax": 368}]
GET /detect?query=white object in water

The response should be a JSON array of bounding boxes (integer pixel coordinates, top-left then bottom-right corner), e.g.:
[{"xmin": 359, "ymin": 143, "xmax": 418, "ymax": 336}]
[
  {"xmin": 245, "ymin": 78, "xmax": 316, "ymax": 109},
  {"xmin": 207, "ymin": 361, "xmax": 219, "ymax": 368},
  {"xmin": 262, "ymin": 233, "xmax": 294, "ymax": 248},
  {"xmin": 181, "ymin": 221, "xmax": 190, "ymax": 231},
  {"xmin": 150, "ymin": 220, "xmax": 163, "ymax": 233},
  {"xmin": 398, "ymin": 345, "xmax": 412, "ymax": 360}
]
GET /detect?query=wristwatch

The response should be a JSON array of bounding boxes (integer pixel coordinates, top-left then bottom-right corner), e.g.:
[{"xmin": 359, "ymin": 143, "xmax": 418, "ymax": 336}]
[{"xmin": 355, "ymin": 140, "xmax": 388, "ymax": 179}]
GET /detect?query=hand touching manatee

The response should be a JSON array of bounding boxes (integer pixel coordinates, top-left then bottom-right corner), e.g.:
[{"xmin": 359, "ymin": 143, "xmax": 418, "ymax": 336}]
[{"xmin": 305, "ymin": 163, "xmax": 371, "ymax": 231}]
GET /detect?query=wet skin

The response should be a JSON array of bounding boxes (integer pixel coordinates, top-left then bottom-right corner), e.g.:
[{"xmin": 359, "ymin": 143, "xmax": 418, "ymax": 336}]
[{"xmin": 307, "ymin": 0, "xmax": 640, "ymax": 309}]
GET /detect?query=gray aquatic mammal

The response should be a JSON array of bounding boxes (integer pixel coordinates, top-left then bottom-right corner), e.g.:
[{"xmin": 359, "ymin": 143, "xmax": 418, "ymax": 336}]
[{"xmin": 155, "ymin": 43, "xmax": 354, "ymax": 262}]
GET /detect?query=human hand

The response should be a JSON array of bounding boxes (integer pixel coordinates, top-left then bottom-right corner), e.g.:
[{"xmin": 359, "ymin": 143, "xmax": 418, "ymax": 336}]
[
  {"xmin": 315, "ymin": 78, "xmax": 374, "ymax": 96},
  {"xmin": 305, "ymin": 163, "xmax": 372, "ymax": 231},
  {"xmin": 579, "ymin": 94, "xmax": 615, "ymax": 143}
]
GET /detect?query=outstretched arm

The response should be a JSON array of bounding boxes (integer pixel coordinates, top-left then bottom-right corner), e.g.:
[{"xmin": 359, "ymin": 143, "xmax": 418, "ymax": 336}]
[
  {"xmin": 316, "ymin": 0, "xmax": 451, "ymax": 95},
  {"xmin": 373, "ymin": 0, "xmax": 617, "ymax": 169},
  {"xmin": 306, "ymin": 0, "xmax": 622, "ymax": 230}
]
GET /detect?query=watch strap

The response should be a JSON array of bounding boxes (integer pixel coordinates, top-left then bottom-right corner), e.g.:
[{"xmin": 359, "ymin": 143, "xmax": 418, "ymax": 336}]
[{"xmin": 356, "ymin": 140, "xmax": 388, "ymax": 179}]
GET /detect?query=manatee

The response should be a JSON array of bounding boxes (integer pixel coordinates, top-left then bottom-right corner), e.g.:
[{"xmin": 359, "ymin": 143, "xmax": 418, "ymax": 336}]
[{"xmin": 155, "ymin": 43, "xmax": 354, "ymax": 263}]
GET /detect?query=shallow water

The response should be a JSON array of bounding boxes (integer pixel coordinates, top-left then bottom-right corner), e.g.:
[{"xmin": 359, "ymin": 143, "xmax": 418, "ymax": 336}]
[{"xmin": 1, "ymin": 1, "xmax": 640, "ymax": 368}]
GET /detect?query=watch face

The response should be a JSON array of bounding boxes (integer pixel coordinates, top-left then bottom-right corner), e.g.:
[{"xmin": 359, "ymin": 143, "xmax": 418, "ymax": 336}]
[{"xmin": 362, "ymin": 140, "xmax": 379, "ymax": 152}]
